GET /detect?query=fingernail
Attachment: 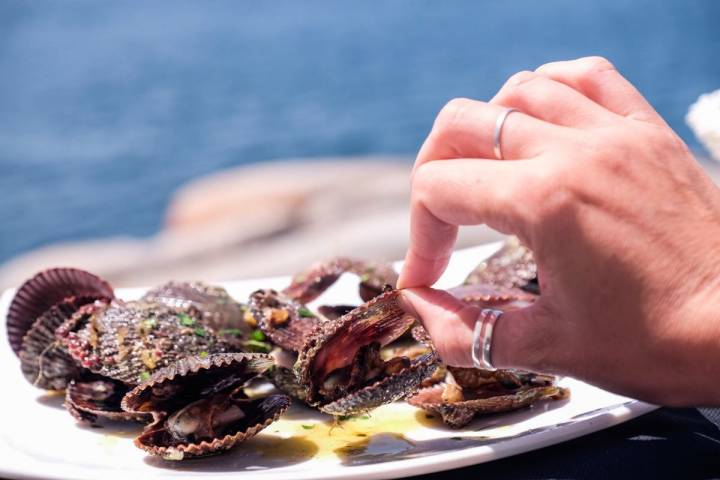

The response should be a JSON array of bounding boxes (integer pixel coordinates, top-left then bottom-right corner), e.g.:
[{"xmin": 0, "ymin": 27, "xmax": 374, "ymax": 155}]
[{"xmin": 398, "ymin": 289, "xmax": 420, "ymax": 319}]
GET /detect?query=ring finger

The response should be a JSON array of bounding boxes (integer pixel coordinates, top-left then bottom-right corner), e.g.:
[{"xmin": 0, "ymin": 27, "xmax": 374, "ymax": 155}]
[{"xmin": 414, "ymin": 97, "xmax": 568, "ymax": 176}]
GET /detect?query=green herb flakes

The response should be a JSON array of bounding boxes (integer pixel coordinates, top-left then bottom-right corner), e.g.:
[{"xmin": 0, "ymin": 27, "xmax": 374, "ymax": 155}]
[
  {"xmin": 178, "ymin": 313, "xmax": 195, "ymax": 326},
  {"xmin": 301, "ymin": 424, "xmax": 315, "ymax": 430},
  {"xmin": 194, "ymin": 327, "xmax": 207, "ymax": 337},
  {"xmin": 139, "ymin": 371, "xmax": 151, "ymax": 382},
  {"xmin": 298, "ymin": 307, "xmax": 314, "ymax": 318},
  {"xmin": 242, "ymin": 339, "xmax": 272, "ymax": 353},
  {"xmin": 220, "ymin": 328, "xmax": 244, "ymax": 337},
  {"xmin": 250, "ymin": 329, "xmax": 266, "ymax": 341}
]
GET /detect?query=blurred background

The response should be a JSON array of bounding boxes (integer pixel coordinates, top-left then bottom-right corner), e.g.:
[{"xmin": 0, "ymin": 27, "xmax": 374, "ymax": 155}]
[{"xmin": 1, "ymin": 0, "xmax": 719, "ymax": 288}]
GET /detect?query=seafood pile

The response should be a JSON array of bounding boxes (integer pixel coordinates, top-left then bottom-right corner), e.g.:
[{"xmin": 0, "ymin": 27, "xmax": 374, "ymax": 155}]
[{"xmin": 5, "ymin": 238, "xmax": 568, "ymax": 460}]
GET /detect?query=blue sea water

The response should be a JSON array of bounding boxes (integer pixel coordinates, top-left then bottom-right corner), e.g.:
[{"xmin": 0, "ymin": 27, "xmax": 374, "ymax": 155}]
[{"xmin": 0, "ymin": 0, "xmax": 719, "ymax": 263}]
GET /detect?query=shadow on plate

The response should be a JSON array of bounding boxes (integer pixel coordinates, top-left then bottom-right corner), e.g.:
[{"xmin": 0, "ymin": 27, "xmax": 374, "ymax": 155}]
[
  {"xmin": 35, "ymin": 392, "xmax": 66, "ymax": 410},
  {"xmin": 143, "ymin": 434, "xmax": 320, "ymax": 472}
]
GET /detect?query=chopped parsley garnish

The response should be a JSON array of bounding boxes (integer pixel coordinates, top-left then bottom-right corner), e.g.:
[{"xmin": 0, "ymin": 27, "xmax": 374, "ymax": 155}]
[
  {"xmin": 359, "ymin": 273, "xmax": 371, "ymax": 282},
  {"xmin": 301, "ymin": 424, "xmax": 315, "ymax": 430},
  {"xmin": 298, "ymin": 307, "xmax": 314, "ymax": 318},
  {"xmin": 194, "ymin": 327, "xmax": 206, "ymax": 337},
  {"xmin": 250, "ymin": 329, "xmax": 266, "ymax": 341},
  {"xmin": 199, "ymin": 351, "xmax": 209, "ymax": 358},
  {"xmin": 178, "ymin": 313, "xmax": 195, "ymax": 326},
  {"xmin": 242, "ymin": 339, "xmax": 272, "ymax": 353},
  {"xmin": 139, "ymin": 371, "xmax": 151, "ymax": 382},
  {"xmin": 220, "ymin": 328, "xmax": 244, "ymax": 337}
]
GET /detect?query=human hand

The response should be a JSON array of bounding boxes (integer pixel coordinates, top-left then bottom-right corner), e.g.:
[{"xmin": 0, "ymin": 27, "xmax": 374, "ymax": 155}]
[{"xmin": 398, "ymin": 56, "xmax": 720, "ymax": 405}]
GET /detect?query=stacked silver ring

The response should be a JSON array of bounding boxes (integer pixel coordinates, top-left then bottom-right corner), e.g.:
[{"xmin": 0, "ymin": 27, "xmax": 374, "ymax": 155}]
[{"xmin": 471, "ymin": 308, "xmax": 503, "ymax": 370}]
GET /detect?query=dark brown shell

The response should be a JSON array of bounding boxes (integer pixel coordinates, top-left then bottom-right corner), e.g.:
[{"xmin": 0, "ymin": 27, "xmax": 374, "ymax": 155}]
[
  {"xmin": 7, "ymin": 268, "xmax": 114, "ymax": 356},
  {"xmin": 247, "ymin": 289, "xmax": 321, "ymax": 352},
  {"xmin": 122, "ymin": 353, "xmax": 288, "ymax": 460},
  {"xmin": 265, "ymin": 366, "xmax": 310, "ymax": 403},
  {"xmin": 317, "ymin": 304, "xmax": 357, "ymax": 321},
  {"xmin": 58, "ymin": 300, "xmax": 233, "ymax": 385},
  {"xmin": 65, "ymin": 374, "xmax": 151, "ymax": 423},
  {"xmin": 448, "ymin": 283, "xmax": 536, "ymax": 310},
  {"xmin": 141, "ymin": 281, "xmax": 250, "ymax": 339},
  {"xmin": 463, "ymin": 237, "xmax": 537, "ymax": 290},
  {"xmin": 320, "ymin": 352, "xmax": 439, "ymax": 415},
  {"xmin": 18, "ymin": 297, "xmax": 95, "ymax": 390},
  {"xmin": 407, "ymin": 385, "xmax": 566, "ymax": 428},
  {"xmin": 137, "ymin": 394, "xmax": 289, "ymax": 460},
  {"xmin": 408, "ymin": 383, "xmax": 568, "ymax": 428},
  {"xmin": 296, "ymin": 289, "xmax": 438, "ymax": 413},
  {"xmin": 282, "ymin": 257, "xmax": 398, "ymax": 304}
]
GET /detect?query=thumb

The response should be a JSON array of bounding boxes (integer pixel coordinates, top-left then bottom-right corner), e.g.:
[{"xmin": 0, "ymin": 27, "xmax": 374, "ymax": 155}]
[{"xmin": 399, "ymin": 287, "xmax": 553, "ymax": 371}]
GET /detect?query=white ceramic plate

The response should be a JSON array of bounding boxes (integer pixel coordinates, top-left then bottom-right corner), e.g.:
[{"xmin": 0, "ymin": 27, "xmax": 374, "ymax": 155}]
[{"xmin": 0, "ymin": 242, "xmax": 657, "ymax": 480}]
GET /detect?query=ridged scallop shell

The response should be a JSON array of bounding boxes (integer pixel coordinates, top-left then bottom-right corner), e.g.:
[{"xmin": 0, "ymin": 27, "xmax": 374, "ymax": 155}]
[
  {"xmin": 408, "ymin": 382, "xmax": 569, "ymax": 428},
  {"xmin": 282, "ymin": 257, "xmax": 398, "ymax": 304},
  {"xmin": 58, "ymin": 300, "xmax": 234, "ymax": 385},
  {"xmin": 265, "ymin": 366, "xmax": 310, "ymax": 403},
  {"xmin": 7, "ymin": 268, "xmax": 114, "ymax": 356},
  {"xmin": 65, "ymin": 374, "xmax": 151, "ymax": 423},
  {"xmin": 447, "ymin": 283, "xmax": 536, "ymax": 310},
  {"xmin": 320, "ymin": 352, "xmax": 439, "ymax": 415},
  {"xmin": 248, "ymin": 289, "xmax": 321, "ymax": 352},
  {"xmin": 296, "ymin": 289, "xmax": 438, "ymax": 413},
  {"xmin": 141, "ymin": 281, "xmax": 250, "ymax": 339},
  {"xmin": 122, "ymin": 353, "xmax": 289, "ymax": 459},
  {"xmin": 317, "ymin": 304, "xmax": 356, "ymax": 321},
  {"xmin": 463, "ymin": 237, "xmax": 537, "ymax": 290},
  {"xmin": 18, "ymin": 296, "xmax": 97, "ymax": 390}
]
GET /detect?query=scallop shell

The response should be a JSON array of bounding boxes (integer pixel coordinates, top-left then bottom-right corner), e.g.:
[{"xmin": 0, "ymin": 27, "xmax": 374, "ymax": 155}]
[
  {"xmin": 7, "ymin": 268, "xmax": 114, "ymax": 356},
  {"xmin": 296, "ymin": 289, "xmax": 439, "ymax": 413},
  {"xmin": 58, "ymin": 300, "xmax": 234, "ymax": 385},
  {"xmin": 122, "ymin": 353, "xmax": 289, "ymax": 459},
  {"xmin": 248, "ymin": 289, "xmax": 321, "ymax": 352},
  {"xmin": 408, "ymin": 382, "xmax": 569, "ymax": 429},
  {"xmin": 65, "ymin": 374, "xmax": 151, "ymax": 423},
  {"xmin": 282, "ymin": 257, "xmax": 398, "ymax": 304},
  {"xmin": 265, "ymin": 366, "xmax": 310, "ymax": 403},
  {"xmin": 447, "ymin": 283, "xmax": 536, "ymax": 310},
  {"xmin": 463, "ymin": 237, "xmax": 537, "ymax": 290},
  {"xmin": 320, "ymin": 351, "xmax": 439, "ymax": 416},
  {"xmin": 141, "ymin": 281, "xmax": 250, "ymax": 338},
  {"xmin": 317, "ymin": 304, "xmax": 356, "ymax": 321},
  {"xmin": 18, "ymin": 296, "xmax": 97, "ymax": 390}
]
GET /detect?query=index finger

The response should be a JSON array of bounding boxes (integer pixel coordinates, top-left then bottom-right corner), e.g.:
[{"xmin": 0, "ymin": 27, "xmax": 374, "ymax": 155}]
[{"xmin": 398, "ymin": 158, "xmax": 540, "ymax": 288}]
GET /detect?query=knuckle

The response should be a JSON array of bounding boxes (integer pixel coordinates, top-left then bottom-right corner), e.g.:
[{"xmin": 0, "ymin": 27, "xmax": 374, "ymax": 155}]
[
  {"xmin": 506, "ymin": 70, "xmax": 536, "ymax": 87},
  {"xmin": 434, "ymin": 97, "xmax": 472, "ymax": 134},
  {"xmin": 496, "ymin": 70, "xmax": 541, "ymax": 103},
  {"xmin": 577, "ymin": 56, "xmax": 616, "ymax": 77}
]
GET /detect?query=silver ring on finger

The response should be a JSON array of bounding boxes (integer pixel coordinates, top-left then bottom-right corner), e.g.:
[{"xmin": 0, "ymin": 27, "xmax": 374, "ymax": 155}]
[
  {"xmin": 471, "ymin": 308, "xmax": 503, "ymax": 370},
  {"xmin": 492, "ymin": 107, "xmax": 517, "ymax": 160}
]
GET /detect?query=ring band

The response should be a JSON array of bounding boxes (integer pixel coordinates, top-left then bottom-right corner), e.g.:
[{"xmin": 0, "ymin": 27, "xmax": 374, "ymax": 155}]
[
  {"xmin": 471, "ymin": 308, "xmax": 503, "ymax": 370},
  {"xmin": 492, "ymin": 107, "xmax": 517, "ymax": 160}
]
